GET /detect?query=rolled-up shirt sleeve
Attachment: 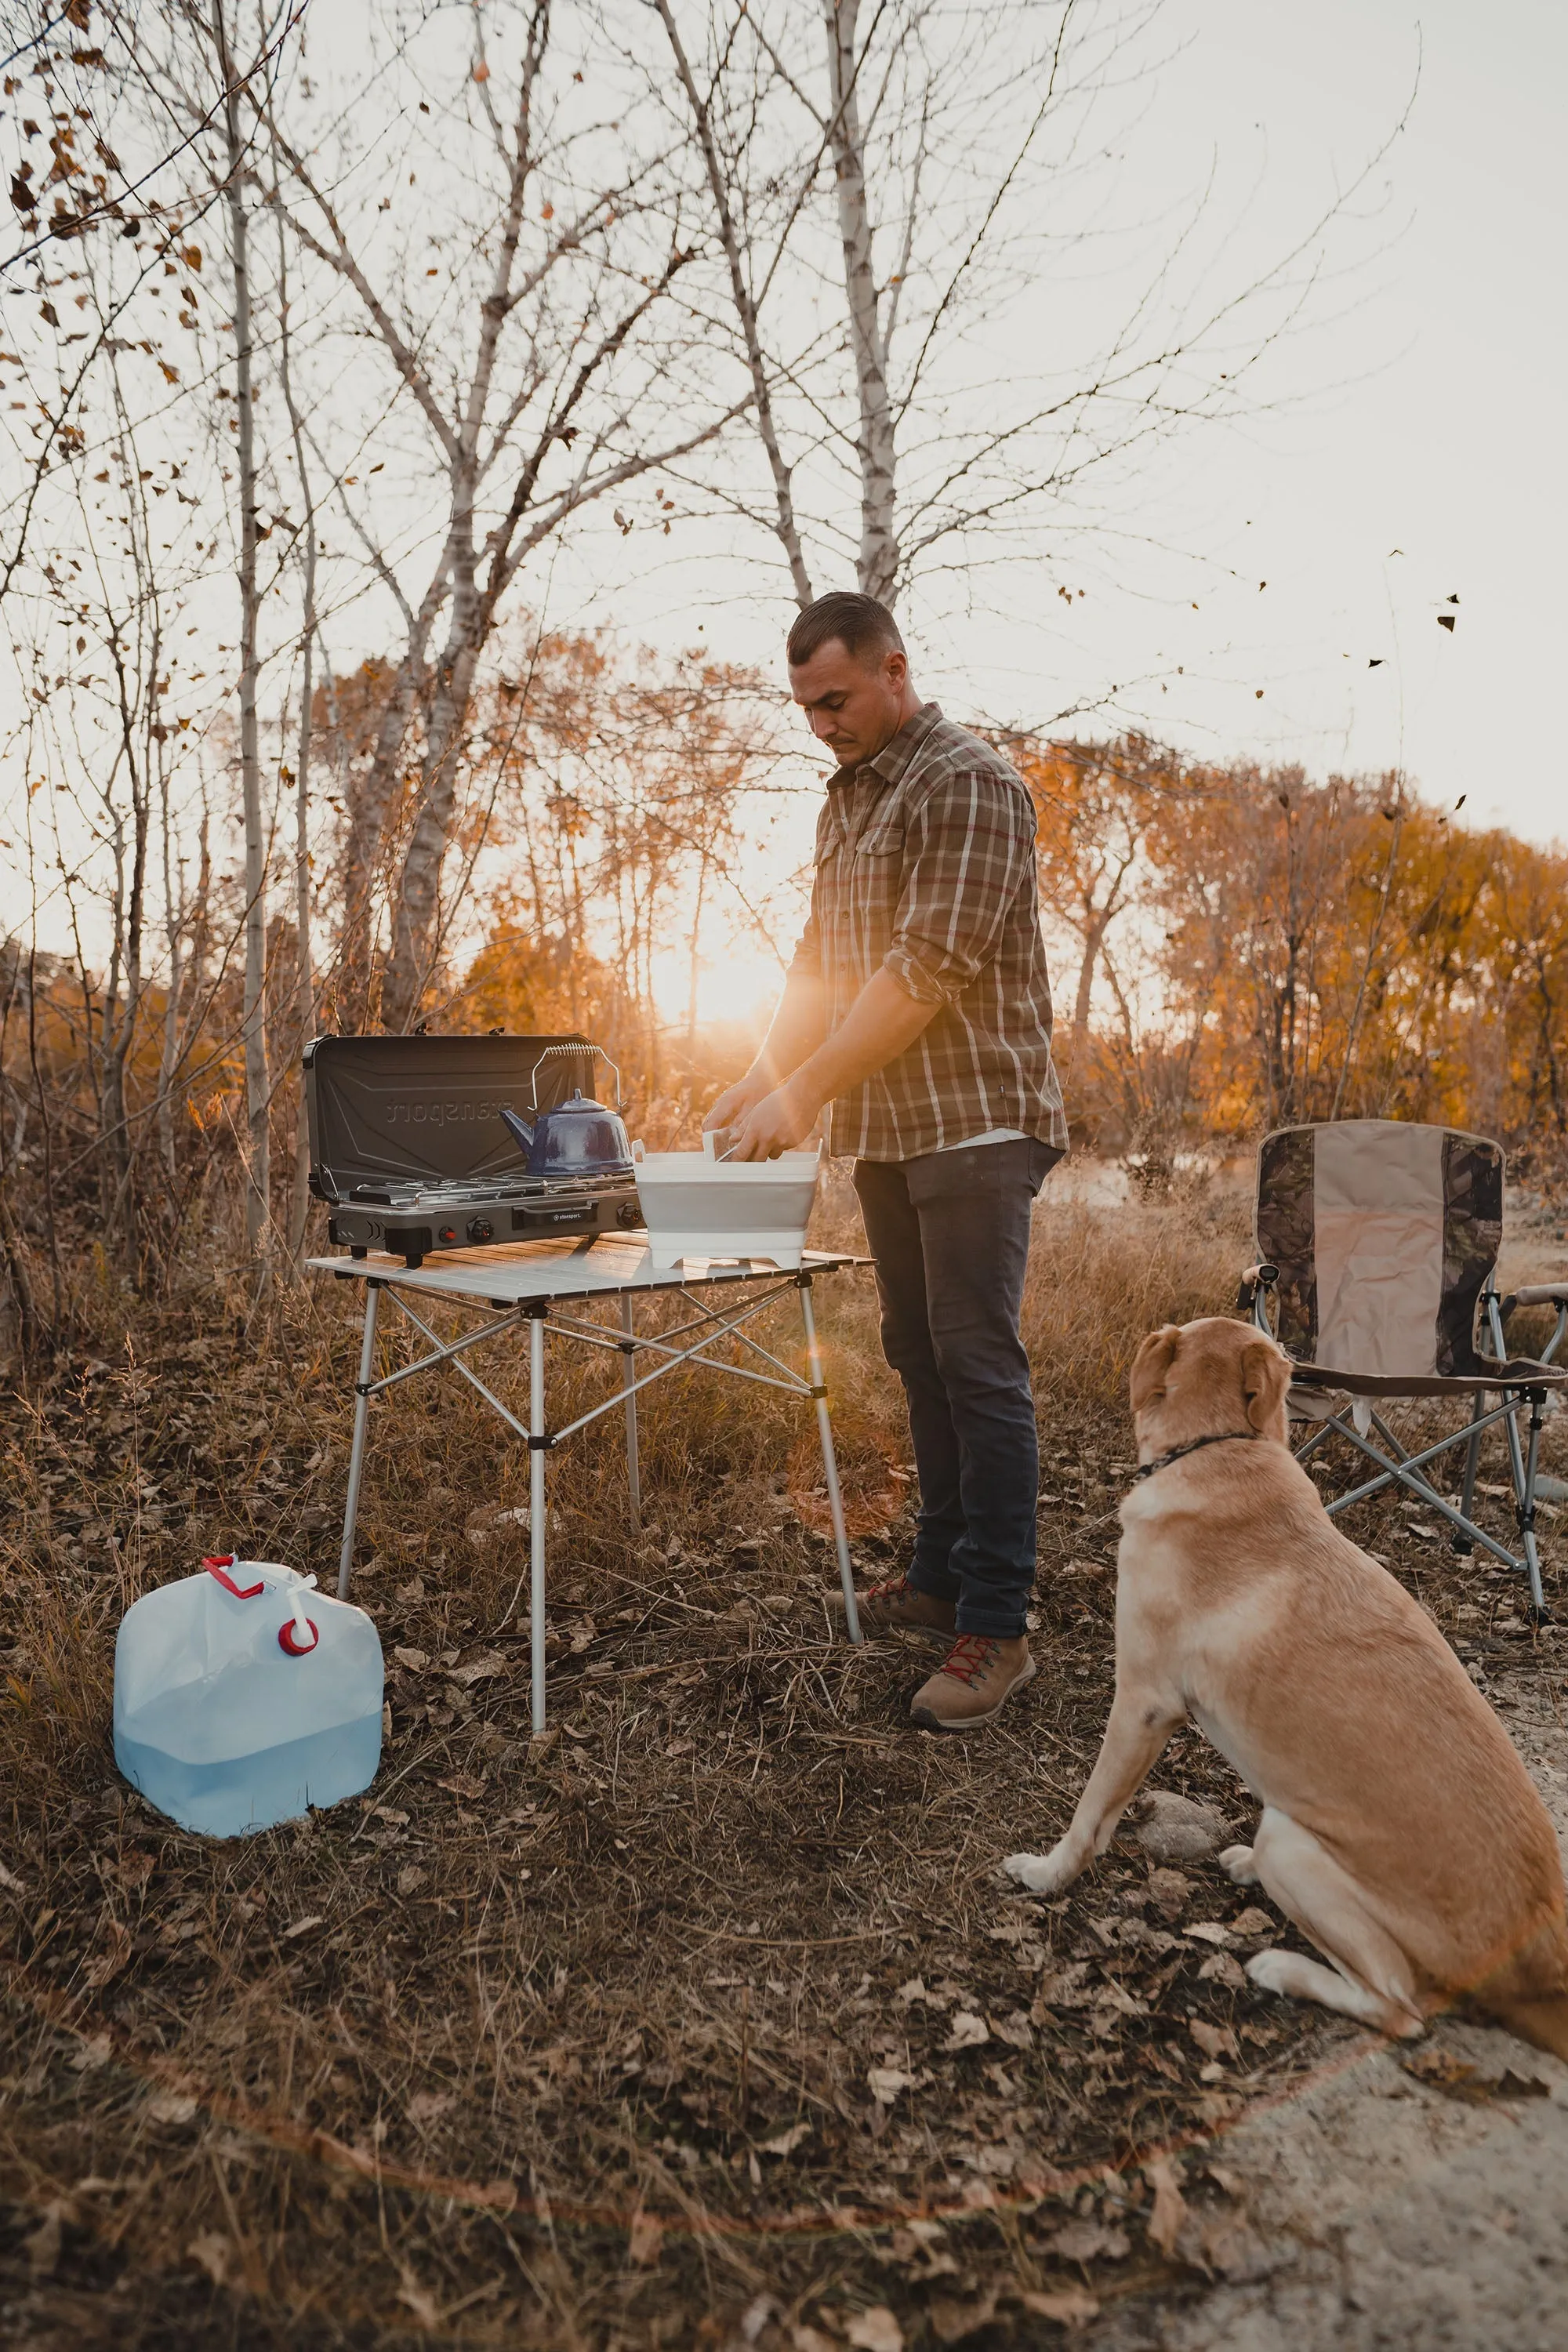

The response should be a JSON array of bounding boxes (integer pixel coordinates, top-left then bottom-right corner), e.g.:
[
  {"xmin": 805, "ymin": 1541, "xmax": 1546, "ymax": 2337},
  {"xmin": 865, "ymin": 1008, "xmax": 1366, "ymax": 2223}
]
[
  {"xmin": 786, "ymin": 903, "xmax": 822, "ymax": 984},
  {"xmin": 884, "ymin": 768, "xmax": 1035, "ymax": 1007}
]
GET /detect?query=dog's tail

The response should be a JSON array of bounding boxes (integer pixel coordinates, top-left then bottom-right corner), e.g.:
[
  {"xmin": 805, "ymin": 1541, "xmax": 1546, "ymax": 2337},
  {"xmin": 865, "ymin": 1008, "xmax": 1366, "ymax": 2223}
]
[{"xmin": 1489, "ymin": 1994, "xmax": 1568, "ymax": 2062}]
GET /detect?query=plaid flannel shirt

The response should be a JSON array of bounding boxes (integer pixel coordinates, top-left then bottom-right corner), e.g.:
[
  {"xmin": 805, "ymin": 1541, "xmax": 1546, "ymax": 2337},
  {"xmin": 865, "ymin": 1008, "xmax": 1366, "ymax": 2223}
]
[{"xmin": 788, "ymin": 702, "xmax": 1068, "ymax": 1163}]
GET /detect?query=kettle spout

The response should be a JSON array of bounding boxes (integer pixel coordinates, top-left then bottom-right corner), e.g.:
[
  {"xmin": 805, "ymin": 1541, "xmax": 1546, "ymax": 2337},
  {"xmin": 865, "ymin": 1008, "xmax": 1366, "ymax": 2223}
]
[{"xmin": 499, "ymin": 1106, "xmax": 535, "ymax": 1158}]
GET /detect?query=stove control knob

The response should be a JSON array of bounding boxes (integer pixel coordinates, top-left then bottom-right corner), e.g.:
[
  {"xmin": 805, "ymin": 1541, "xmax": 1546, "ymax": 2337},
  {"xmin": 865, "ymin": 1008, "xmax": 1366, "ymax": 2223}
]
[
  {"xmin": 466, "ymin": 1215, "xmax": 494, "ymax": 1243},
  {"xmin": 438, "ymin": 1224, "xmax": 458, "ymax": 1243},
  {"xmin": 617, "ymin": 1200, "xmax": 642, "ymax": 1230}
]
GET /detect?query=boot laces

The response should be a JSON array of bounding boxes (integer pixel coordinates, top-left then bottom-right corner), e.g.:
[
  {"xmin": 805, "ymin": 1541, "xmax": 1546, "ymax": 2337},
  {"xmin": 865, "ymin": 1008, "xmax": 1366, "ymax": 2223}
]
[
  {"xmin": 866, "ymin": 1573, "xmax": 916, "ymax": 1606},
  {"xmin": 940, "ymin": 1633, "xmax": 1004, "ymax": 1688}
]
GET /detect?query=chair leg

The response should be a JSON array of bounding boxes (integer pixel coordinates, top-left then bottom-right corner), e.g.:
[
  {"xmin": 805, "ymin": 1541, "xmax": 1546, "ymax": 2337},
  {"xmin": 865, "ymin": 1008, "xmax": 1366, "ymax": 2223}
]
[
  {"xmin": 1511, "ymin": 1389, "xmax": 1549, "ymax": 1623},
  {"xmin": 1453, "ymin": 1388, "xmax": 1483, "ymax": 1556}
]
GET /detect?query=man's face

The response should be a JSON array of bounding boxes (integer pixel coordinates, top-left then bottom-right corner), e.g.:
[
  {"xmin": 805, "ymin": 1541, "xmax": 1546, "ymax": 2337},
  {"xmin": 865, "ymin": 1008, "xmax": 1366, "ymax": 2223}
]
[{"xmin": 789, "ymin": 638, "xmax": 909, "ymax": 769}]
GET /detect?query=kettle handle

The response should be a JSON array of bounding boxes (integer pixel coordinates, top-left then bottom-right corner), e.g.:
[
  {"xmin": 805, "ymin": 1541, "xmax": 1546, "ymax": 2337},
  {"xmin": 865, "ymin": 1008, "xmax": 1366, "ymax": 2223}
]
[{"xmin": 528, "ymin": 1041, "xmax": 622, "ymax": 1112}]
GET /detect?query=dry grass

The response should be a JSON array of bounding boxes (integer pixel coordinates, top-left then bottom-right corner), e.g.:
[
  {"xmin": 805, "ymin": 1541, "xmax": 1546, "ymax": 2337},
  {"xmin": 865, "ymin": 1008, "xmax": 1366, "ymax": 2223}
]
[{"xmin": 2, "ymin": 1174, "xmax": 1564, "ymax": 2348}]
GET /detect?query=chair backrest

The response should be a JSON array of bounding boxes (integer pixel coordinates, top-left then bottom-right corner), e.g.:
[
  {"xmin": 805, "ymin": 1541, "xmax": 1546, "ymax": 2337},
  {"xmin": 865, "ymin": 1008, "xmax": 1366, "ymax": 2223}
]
[{"xmin": 1256, "ymin": 1120, "xmax": 1503, "ymax": 1377}]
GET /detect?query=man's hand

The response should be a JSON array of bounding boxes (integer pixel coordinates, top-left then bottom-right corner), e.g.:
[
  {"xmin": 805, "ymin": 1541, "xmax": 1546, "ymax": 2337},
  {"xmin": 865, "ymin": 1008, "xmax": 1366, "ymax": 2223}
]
[
  {"xmin": 702, "ymin": 970, "xmax": 828, "ymax": 1142},
  {"xmin": 703, "ymin": 1073, "xmax": 771, "ymax": 1134},
  {"xmin": 724, "ymin": 1077, "xmax": 821, "ymax": 1162},
  {"xmin": 703, "ymin": 967, "xmax": 936, "ymax": 1160}
]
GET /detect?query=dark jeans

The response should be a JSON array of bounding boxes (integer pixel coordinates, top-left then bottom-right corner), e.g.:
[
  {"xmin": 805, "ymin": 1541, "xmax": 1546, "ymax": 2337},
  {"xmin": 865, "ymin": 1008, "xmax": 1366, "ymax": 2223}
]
[{"xmin": 853, "ymin": 1139, "xmax": 1059, "ymax": 1639}]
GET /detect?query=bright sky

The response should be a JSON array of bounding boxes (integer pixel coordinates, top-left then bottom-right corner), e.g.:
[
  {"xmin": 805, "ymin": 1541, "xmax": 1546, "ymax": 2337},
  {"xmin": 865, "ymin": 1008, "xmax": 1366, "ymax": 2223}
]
[
  {"xmin": 20, "ymin": 3, "xmax": 1560, "ymax": 1031},
  {"xmin": 611, "ymin": 0, "xmax": 1568, "ymax": 1035}
]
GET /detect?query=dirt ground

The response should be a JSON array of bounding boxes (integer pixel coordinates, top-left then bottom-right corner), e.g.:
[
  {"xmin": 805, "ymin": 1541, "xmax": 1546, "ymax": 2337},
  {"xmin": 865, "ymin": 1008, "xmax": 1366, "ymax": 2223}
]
[{"xmin": 2, "ymin": 1182, "xmax": 1566, "ymax": 2349}]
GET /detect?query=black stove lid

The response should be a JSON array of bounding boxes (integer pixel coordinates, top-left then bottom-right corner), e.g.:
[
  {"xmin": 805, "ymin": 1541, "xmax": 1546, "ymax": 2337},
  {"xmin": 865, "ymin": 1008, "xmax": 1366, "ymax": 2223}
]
[{"xmin": 303, "ymin": 1033, "xmax": 602, "ymax": 1202}]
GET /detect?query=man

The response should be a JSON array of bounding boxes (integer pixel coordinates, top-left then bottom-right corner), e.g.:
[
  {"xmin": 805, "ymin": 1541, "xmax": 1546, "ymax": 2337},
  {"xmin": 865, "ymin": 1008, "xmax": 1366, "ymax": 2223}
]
[{"xmin": 706, "ymin": 591, "xmax": 1066, "ymax": 1732}]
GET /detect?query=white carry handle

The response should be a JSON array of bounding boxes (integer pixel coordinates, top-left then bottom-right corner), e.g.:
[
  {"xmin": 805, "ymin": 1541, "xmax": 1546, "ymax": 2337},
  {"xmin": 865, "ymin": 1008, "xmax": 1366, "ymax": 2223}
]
[{"xmin": 204, "ymin": 1555, "xmax": 321, "ymax": 1656}]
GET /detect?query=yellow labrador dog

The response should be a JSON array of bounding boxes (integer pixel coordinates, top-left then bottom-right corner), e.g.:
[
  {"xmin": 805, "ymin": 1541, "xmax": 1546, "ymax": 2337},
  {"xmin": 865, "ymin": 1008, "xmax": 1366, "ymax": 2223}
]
[{"xmin": 1005, "ymin": 1316, "xmax": 1568, "ymax": 2055}]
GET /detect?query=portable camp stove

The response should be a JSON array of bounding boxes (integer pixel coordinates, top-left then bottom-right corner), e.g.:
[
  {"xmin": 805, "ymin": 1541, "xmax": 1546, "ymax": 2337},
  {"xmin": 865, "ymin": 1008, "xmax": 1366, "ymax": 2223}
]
[{"xmin": 303, "ymin": 1032, "xmax": 643, "ymax": 1269}]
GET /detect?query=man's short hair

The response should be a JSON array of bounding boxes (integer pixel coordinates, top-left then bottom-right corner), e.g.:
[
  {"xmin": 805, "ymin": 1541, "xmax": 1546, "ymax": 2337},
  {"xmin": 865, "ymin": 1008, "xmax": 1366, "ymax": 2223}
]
[{"xmin": 786, "ymin": 590, "xmax": 905, "ymax": 670}]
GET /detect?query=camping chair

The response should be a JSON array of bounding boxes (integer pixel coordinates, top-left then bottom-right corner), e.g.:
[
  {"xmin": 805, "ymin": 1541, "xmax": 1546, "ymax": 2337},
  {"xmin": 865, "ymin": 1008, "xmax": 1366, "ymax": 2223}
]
[{"xmin": 1237, "ymin": 1120, "xmax": 1568, "ymax": 1622}]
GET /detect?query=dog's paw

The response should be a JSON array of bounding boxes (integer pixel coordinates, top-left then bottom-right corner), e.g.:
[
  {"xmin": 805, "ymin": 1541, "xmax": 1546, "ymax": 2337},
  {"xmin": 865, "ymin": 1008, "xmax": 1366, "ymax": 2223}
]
[
  {"xmin": 1003, "ymin": 1846, "xmax": 1076, "ymax": 1895},
  {"xmin": 1244, "ymin": 1947, "xmax": 1295, "ymax": 1997},
  {"xmin": 1219, "ymin": 1843, "xmax": 1259, "ymax": 1885}
]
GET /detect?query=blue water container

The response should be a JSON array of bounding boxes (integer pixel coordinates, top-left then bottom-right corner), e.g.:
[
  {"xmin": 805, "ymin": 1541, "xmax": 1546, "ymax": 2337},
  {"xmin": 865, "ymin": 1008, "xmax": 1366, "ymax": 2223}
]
[{"xmin": 114, "ymin": 1556, "xmax": 383, "ymax": 1837}]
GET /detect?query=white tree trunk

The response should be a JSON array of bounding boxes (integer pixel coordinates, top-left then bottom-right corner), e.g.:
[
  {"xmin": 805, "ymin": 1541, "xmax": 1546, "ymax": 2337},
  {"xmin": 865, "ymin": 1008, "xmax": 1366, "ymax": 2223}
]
[
  {"xmin": 823, "ymin": 0, "xmax": 899, "ymax": 604},
  {"xmin": 216, "ymin": 0, "xmax": 269, "ymax": 1269},
  {"xmin": 656, "ymin": 0, "xmax": 815, "ymax": 608}
]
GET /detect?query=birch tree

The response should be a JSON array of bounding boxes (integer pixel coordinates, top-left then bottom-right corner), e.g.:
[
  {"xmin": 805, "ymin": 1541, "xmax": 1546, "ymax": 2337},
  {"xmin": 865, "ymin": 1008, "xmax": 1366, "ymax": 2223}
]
[
  {"xmin": 263, "ymin": 1, "xmax": 741, "ymax": 1033},
  {"xmin": 211, "ymin": 0, "xmax": 269, "ymax": 1261},
  {"xmin": 650, "ymin": 0, "xmax": 1403, "ymax": 616}
]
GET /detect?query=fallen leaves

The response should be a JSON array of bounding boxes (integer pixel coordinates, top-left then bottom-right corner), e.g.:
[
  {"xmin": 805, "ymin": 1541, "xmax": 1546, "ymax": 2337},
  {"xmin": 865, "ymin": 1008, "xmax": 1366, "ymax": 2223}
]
[
  {"xmin": 1144, "ymin": 2156, "xmax": 1188, "ymax": 2256},
  {"xmin": 83, "ymin": 1917, "xmax": 132, "ymax": 1988},
  {"xmin": 940, "ymin": 2009, "xmax": 989, "ymax": 2053},
  {"xmin": 758, "ymin": 2121, "xmax": 811, "ymax": 2156},
  {"xmin": 406, "ymin": 2089, "xmax": 455, "ymax": 2125},
  {"xmin": 925, "ymin": 2288, "xmax": 994, "ymax": 2344},
  {"xmin": 627, "ymin": 2208, "xmax": 664, "ymax": 2267},
  {"xmin": 24, "ymin": 2202, "xmax": 64, "ymax": 2282},
  {"xmin": 866, "ymin": 2066, "xmax": 917, "ymax": 2106},
  {"xmin": 1018, "ymin": 2285, "xmax": 1098, "ymax": 2328},
  {"xmin": 187, "ymin": 2232, "xmax": 232, "ymax": 2286},
  {"xmin": 1189, "ymin": 2019, "xmax": 1239, "ymax": 2063},
  {"xmin": 1400, "ymin": 2046, "xmax": 1552, "ymax": 2103},
  {"xmin": 448, "ymin": 1651, "xmax": 508, "ymax": 1688},
  {"xmin": 146, "ymin": 2089, "xmax": 198, "ymax": 2125},
  {"xmin": 1146, "ymin": 1866, "xmax": 1190, "ymax": 1920},
  {"xmin": 844, "ymin": 2308, "xmax": 903, "ymax": 2352},
  {"xmin": 1045, "ymin": 2217, "xmax": 1131, "ymax": 2265}
]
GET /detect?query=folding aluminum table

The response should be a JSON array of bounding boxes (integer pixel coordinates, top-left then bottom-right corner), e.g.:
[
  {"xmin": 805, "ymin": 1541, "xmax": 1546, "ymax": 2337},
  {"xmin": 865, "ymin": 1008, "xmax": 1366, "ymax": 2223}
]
[{"xmin": 311, "ymin": 1236, "xmax": 869, "ymax": 1730}]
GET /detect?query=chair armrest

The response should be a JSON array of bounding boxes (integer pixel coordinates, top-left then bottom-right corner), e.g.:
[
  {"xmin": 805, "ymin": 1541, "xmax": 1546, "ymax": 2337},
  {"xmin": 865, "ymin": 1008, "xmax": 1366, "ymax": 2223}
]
[
  {"xmin": 1515, "ymin": 1284, "xmax": 1568, "ymax": 1308},
  {"xmin": 1236, "ymin": 1262, "xmax": 1279, "ymax": 1325}
]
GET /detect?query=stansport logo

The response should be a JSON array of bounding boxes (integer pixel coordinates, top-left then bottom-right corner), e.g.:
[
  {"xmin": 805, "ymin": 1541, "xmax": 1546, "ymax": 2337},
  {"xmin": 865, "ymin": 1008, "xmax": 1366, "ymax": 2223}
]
[{"xmin": 387, "ymin": 1099, "xmax": 502, "ymax": 1126}]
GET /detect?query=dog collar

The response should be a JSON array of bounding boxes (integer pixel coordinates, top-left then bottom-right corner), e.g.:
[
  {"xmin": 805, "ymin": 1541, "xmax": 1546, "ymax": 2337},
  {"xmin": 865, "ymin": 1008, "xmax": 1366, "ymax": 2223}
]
[{"xmin": 1129, "ymin": 1431, "xmax": 1260, "ymax": 1483}]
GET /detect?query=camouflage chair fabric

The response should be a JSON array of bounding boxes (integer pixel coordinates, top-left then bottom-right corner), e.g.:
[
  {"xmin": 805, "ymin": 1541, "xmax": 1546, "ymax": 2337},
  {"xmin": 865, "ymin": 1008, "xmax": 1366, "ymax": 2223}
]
[
  {"xmin": 1253, "ymin": 1120, "xmax": 1563, "ymax": 1392},
  {"xmin": 1243, "ymin": 1119, "xmax": 1568, "ymax": 1621}
]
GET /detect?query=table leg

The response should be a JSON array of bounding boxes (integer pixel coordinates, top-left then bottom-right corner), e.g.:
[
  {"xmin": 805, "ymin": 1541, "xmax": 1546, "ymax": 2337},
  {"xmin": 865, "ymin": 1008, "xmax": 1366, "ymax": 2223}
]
[
  {"xmin": 529, "ymin": 1312, "xmax": 548, "ymax": 1733},
  {"xmin": 337, "ymin": 1280, "xmax": 383, "ymax": 1600},
  {"xmin": 621, "ymin": 1294, "xmax": 642, "ymax": 1534},
  {"xmin": 799, "ymin": 1276, "xmax": 861, "ymax": 1645}
]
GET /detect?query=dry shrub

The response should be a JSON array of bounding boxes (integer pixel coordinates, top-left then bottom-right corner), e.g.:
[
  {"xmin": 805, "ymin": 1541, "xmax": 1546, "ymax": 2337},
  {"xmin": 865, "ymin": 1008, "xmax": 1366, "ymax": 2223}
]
[{"xmin": 1024, "ymin": 1189, "xmax": 1248, "ymax": 1414}]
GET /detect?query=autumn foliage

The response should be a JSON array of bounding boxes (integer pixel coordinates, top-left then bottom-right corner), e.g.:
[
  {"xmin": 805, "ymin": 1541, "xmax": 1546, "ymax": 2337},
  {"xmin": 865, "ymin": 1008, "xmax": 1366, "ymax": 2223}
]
[{"xmin": 1021, "ymin": 737, "xmax": 1568, "ymax": 1178}]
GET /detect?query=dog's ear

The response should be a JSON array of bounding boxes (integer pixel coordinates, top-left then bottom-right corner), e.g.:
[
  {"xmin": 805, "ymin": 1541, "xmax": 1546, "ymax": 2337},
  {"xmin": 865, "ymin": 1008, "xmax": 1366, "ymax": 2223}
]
[
  {"xmin": 1130, "ymin": 1325, "xmax": 1181, "ymax": 1414},
  {"xmin": 1240, "ymin": 1336, "xmax": 1290, "ymax": 1433}
]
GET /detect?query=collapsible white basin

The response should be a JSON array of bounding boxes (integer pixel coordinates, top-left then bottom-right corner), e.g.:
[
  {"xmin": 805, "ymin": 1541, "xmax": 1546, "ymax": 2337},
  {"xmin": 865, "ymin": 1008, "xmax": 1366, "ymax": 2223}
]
[{"xmin": 632, "ymin": 1149, "xmax": 820, "ymax": 1269}]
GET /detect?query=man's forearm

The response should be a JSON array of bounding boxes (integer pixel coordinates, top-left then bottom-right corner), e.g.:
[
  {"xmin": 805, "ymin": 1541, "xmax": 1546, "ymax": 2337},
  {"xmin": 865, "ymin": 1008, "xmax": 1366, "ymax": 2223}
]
[
  {"xmin": 720, "ymin": 965, "xmax": 939, "ymax": 1160},
  {"xmin": 749, "ymin": 970, "xmax": 828, "ymax": 1087},
  {"xmin": 786, "ymin": 966, "xmax": 937, "ymax": 1115}
]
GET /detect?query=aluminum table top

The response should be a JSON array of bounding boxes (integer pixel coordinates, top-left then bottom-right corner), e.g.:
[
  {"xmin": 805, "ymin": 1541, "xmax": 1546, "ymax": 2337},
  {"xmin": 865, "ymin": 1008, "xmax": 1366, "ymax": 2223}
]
[{"xmin": 310, "ymin": 1236, "xmax": 866, "ymax": 1309}]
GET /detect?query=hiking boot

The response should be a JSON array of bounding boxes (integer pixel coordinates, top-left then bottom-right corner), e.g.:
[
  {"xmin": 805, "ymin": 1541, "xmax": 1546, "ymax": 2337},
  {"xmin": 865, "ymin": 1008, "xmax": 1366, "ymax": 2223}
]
[
  {"xmin": 911, "ymin": 1634, "xmax": 1036, "ymax": 1731},
  {"xmin": 852, "ymin": 1573, "xmax": 957, "ymax": 1640}
]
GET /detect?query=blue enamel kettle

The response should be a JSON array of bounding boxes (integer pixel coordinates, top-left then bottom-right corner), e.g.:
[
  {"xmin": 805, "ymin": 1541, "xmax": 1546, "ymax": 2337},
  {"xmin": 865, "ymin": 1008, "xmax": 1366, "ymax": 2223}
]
[{"xmin": 501, "ymin": 1047, "xmax": 633, "ymax": 1179}]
